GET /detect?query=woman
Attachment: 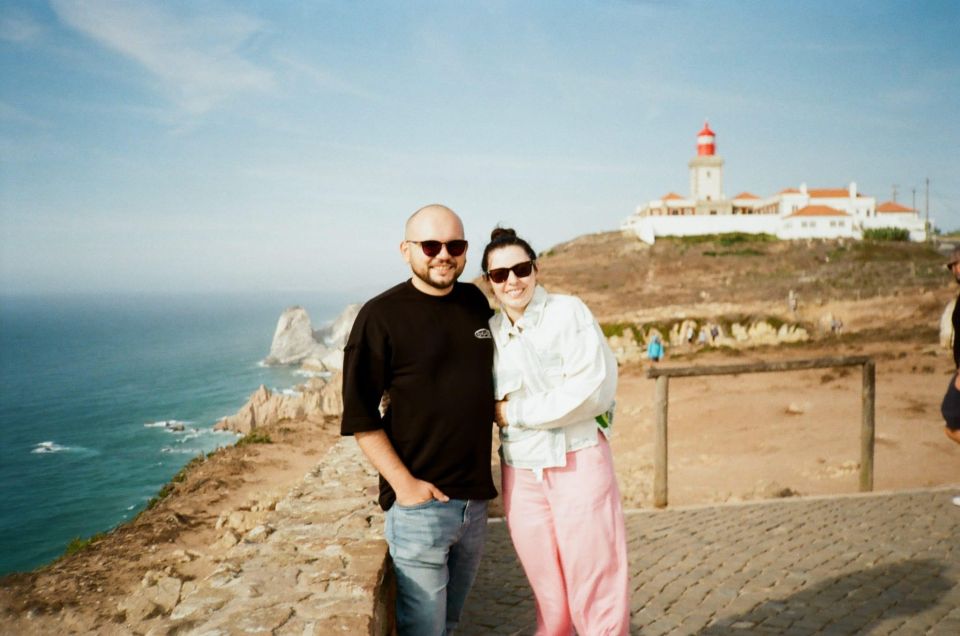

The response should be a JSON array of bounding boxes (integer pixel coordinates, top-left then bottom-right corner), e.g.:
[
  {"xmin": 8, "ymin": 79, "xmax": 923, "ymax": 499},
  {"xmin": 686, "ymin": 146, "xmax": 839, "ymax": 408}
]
[{"xmin": 482, "ymin": 228, "xmax": 629, "ymax": 636}]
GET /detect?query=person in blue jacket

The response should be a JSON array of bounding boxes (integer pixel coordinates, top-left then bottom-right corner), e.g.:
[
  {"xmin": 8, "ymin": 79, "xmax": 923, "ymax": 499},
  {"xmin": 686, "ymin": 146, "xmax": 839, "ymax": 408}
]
[{"xmin": 647, "ymin": 334, "xmax": 664, "ymax": 362}]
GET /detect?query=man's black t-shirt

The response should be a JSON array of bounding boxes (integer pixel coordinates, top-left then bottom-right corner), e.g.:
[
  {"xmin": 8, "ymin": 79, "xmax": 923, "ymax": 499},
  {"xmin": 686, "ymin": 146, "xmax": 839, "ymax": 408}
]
[{"xmin": 340, "ymin": 280, "xmax": 497, "ymax": 510}]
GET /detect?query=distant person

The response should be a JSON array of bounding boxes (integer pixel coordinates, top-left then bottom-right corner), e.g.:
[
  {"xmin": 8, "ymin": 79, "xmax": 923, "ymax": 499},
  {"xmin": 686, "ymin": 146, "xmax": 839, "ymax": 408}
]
[
  {"xmin": 482, "ymin": 228, "xmax": 629, "ymax": 635},
  {"xmin": 948, "ymin": 246, "xmax": 960, "ymax": 372},
  {"xmin": 698, "ymin": 327, "xmax": 709, "ymax": 346},
  {"xmin": 341, "ymin": 204, "xmax": 497, "ymax": 634},
  {"xmin": 788, "ymin": 289, "xmax": 798, "ymax": 314},
  {"xmin": 710, "ymin": 324, "xmax": 720, "ymax": 342},
  {"xmin": 647, "ymin": 334, "xmax": 664, "ymax": 362},
  {"xmin": 941, "ymin": 246, "xmax": 960, "ymax": 507},
  {"xmin": 685, "ymin": 324, "xmax": 695, "ymax": 344},
  {"xmin": 831, "ymin": 317, "xmax": 844, "ymax": 335}
]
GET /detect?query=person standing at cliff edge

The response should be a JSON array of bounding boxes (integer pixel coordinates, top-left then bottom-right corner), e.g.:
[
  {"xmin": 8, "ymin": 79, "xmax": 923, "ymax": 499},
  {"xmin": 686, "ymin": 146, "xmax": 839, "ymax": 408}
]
[
  {"xmin": 341, "ymin": 204, "xmax": 497, "ymax": 634},
  {"xmin": 939, "ymin": 246, "xmax": 960, "ymax": 506}
]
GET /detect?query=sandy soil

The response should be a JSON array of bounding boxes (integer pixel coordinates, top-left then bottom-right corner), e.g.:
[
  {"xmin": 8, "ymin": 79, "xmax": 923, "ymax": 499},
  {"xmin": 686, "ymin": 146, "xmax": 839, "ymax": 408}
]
[{"xmin": 609, "ymin": 338, "xmax": 959, "ymax": 507}]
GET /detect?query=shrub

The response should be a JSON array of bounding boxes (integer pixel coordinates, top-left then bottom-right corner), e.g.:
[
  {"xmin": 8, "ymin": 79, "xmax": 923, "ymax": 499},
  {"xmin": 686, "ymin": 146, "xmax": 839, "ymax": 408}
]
[
  {"xmin": 62, "ymin": 532, "xmax": 106, "ymax": 558},
  {"xmin": 236, "ymin": 430, "xmax": 272, "ymax": 446},
  {"xmin": 669, "ymin": 232, "xmax": 777, "ymax": 246},
  {"xmin": 601, "ymin": 322, "xmax": 630, "ymax": 339},
  {"xmin": 863, "ymin": 227, "xmax": 909, "ymax": 241}
]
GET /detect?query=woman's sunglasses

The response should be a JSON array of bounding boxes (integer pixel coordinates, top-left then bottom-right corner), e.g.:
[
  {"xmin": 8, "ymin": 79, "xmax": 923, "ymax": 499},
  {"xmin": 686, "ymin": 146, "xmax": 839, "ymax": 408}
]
[
  {"xmin": 407, "ymin": 240, "xmax": 468, "ymax": 257},
  {"xmin": 485, "ymin": 260, "xmax": 536, "ymax": 284}
]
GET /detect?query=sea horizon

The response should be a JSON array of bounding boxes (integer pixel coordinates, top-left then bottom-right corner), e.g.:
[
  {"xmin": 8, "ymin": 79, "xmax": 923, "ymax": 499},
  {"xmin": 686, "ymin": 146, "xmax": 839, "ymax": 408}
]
[{"xmin": 0, "ymin": 290, "xmax": 349, "ymax": 576}]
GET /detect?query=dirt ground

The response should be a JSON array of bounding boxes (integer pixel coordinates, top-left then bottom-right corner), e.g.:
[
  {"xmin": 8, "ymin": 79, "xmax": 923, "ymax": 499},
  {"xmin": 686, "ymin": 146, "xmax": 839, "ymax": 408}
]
[{"xmin": 608, "ymin": 338, "xmax": 960, "ymax": 508}]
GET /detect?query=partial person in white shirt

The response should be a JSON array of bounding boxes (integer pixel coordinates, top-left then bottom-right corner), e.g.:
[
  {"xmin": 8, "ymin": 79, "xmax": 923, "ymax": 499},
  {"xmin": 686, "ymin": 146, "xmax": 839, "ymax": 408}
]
[{"xmin": 481, "ymin": 227, "xmax": 629, "ymax": 636}]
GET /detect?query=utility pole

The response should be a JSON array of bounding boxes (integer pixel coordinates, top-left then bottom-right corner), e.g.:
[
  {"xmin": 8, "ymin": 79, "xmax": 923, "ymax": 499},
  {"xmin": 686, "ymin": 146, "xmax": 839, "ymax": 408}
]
[
  {"xmin": 892, "ymin": 184, "xmax": 899, "ymax": 202},
  {"xmin": 912, "ymin": 187, "xmax": 917, "ymax": 212},
  {"xmin": 925, "ymin": 177, "xmax": 930, "ymax": 242}
]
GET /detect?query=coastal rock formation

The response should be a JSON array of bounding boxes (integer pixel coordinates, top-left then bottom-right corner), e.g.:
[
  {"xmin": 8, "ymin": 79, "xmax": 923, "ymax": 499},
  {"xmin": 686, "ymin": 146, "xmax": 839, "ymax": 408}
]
[
  {"xmin": 214, "ymin": 373, "xmax": 343, "ymax": 435},
  {"xmin": 606, "ymin": 320, "xmax": 809, "ymax": 364},
  {"xmin": 263, "ymin": 306, "xmax": 329, "ymax": 366},
  {"xmin": 263, "ymin": 303, "xmax": 361, "ymax": 371}
]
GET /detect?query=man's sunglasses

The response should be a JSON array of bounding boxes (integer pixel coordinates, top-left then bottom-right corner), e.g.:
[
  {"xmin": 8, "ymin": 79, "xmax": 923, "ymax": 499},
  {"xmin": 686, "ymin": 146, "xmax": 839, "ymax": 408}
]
[
  {"xmin": 407, "ymin": 240, "xmax": 468, "ymax": 257},
  {"xmin": 485, "ymin": 260, "xmax": 536, "ymax": 284}
]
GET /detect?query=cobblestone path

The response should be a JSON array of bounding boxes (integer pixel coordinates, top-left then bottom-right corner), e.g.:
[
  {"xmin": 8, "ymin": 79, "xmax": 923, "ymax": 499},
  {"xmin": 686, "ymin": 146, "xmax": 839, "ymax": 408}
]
[{"xmin": 460, "ymin": 489, "xmax": 960, "ymax": 635}]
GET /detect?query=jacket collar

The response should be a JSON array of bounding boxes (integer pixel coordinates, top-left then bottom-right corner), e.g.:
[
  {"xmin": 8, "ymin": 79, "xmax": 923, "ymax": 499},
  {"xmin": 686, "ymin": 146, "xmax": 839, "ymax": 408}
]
[{"xmin": 494, "ymin": 285, "xmax": 547, "ymax": 339}]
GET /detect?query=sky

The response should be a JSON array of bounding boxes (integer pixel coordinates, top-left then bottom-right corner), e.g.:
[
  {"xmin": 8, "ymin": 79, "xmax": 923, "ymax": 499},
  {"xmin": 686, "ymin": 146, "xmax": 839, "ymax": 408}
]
[{"xmin": 1, "ymin": 0, "xmax": 958, "ymax": 300}]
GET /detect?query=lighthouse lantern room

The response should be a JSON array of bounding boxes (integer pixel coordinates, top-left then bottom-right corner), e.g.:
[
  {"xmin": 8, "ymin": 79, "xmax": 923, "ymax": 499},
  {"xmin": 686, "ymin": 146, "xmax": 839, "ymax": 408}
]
[{"xmin": 689, "ymin": 121, "xmax": 724, "ymax": 203}]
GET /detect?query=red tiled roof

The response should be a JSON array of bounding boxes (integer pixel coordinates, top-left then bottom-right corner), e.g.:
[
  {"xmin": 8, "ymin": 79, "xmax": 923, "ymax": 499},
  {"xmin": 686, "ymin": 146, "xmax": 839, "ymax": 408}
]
[
  {"xmin": 786, "ymin": 205, "xmax": 849, "ymax": 218},
  {"xmin": 876, "ymin": 200, "xmax": 915, "ymax": 213},
  {"xmin": 661, "ymin": 192, "xmax": 685, "ymax": 200},
  {"xmin": 733, "ymin": 192, "xmax": 759, "ymax": 200},
  {"xmin": 809, "ymin": 188, "xmax": 858, "ymax": 198},
  {"xmin": 780, "ymin": 188, "xmax": 801, "ymax": 194}
]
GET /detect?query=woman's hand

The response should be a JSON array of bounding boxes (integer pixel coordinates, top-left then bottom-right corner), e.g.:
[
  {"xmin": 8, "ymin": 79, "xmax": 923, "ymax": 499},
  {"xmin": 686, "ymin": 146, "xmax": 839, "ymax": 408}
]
[{"xmin": 494, "ymin": 400, "xmax": 510, "ymax": 428}]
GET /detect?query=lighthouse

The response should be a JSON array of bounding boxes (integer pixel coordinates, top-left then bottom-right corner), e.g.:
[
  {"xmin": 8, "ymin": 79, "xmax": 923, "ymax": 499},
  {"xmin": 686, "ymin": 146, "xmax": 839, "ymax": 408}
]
[{"xmin": 689, "ymin": 121, "xmax": 724, "ymax": 203}]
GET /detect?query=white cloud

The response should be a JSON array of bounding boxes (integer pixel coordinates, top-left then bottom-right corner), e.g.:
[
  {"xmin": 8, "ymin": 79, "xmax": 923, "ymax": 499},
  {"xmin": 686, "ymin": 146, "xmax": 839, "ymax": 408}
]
[{"xmin": 50, "ymin": 0, "xmax": 274, "ymax": 114}]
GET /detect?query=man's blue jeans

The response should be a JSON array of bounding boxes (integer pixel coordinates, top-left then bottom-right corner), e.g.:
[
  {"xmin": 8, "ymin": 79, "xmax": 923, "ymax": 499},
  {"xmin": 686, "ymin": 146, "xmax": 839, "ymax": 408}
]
[{"xmin": 385, "ymin": 498, "xmax": 488, "ymax": 635}]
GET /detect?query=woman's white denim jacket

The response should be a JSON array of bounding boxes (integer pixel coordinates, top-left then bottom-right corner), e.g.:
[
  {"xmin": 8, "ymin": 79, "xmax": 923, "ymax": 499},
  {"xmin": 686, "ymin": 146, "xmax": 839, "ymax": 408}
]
[{"xmin": 492, "ymin": 285, "xmax": 618, "ymax": 479}]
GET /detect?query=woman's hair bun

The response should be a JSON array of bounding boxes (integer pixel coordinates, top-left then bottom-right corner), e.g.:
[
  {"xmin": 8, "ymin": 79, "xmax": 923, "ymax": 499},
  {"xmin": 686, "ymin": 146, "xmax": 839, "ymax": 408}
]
[{"xmin": 490, "ymin": 227, "xmax": 517, "ymax": 241}]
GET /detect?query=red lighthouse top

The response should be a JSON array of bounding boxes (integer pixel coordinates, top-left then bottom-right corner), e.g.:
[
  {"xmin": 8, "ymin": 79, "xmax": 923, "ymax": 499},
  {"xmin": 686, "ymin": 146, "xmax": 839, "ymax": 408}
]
[{"xmin": 696, "ymin": 121, "xmax": 716, "ymax": 156}]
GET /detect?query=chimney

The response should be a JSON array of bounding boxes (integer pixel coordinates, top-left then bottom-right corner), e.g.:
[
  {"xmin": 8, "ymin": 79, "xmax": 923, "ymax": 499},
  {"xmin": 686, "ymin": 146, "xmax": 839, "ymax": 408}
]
[
  {"xmin": 849, "ymin": 182, "xmax": 857, "ymax": 198},
  {"xmin": 800, "ymin": 182, "xmax": 807, "ymax": 195}
]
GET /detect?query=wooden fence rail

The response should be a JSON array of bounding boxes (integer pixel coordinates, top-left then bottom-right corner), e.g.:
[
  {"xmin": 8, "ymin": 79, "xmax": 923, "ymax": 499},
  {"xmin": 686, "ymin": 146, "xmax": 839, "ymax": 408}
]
[{"xmin": 646, "ymin": 355, "xmax": 876, "ymax": 508}]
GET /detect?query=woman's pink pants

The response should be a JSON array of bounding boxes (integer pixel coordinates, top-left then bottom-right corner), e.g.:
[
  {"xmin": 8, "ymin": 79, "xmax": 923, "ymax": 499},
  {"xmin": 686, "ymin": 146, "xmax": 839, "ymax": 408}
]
[{"xmin": 502, "ymin": 436, "xmax": 630, "ymax": 636}]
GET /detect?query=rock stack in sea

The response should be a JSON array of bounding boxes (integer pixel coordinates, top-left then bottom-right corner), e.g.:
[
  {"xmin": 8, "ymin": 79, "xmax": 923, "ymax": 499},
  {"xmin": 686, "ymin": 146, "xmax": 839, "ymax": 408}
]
[
  {"xmin": 262, "ymin": 303, "xmax": 361, "ymax": 372},
  {"xmin": 215, "ymin": 303, "xmax": 361, "ymax": 434}
]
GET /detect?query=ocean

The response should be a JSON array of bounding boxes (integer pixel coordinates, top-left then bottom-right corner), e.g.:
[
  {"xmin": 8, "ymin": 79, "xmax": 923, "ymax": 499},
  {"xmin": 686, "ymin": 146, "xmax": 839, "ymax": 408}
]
[{"xmin": 0, "ymin": 292, "xmax": 346, "ymax": 576}]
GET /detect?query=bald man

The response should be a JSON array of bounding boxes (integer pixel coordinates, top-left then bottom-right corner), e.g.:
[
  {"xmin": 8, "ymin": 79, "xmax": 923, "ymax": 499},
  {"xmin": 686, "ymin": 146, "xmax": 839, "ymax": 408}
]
[{"xmin": 341, "ymin": 204, "xmax": 497, "ymax": 634}]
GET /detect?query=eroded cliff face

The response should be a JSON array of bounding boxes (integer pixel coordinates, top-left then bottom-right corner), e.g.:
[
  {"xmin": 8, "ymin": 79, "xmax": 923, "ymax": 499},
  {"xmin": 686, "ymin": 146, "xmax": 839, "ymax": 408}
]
[
  {"xmin": 263, "ymin": 306, "xmax": 328, "ymax": 366},
  {"xmin": 214, "ymin": 374, "xmax": 343, "ymax": 435},
  {"xmin": 263, "ymin": 304, "xmax": 362, "ymax": 372}
]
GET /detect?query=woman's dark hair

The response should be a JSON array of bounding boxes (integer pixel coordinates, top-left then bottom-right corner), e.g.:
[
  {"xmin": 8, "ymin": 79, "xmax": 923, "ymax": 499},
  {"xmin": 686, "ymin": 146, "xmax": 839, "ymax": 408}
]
[{"xmin": 481, "ymin": 227, "xmax": 537, "ymax": 273}]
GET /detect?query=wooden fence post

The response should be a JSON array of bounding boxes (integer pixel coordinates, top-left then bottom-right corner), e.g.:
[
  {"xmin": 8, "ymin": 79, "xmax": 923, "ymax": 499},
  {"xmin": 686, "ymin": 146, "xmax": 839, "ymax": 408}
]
[
  {"xmin": 860, "ymin": 360, "xmax": 876, "ymax": 492},
  {"xmin": 654, "ymin": 375, "xmax": 669, "ymax": 508}
]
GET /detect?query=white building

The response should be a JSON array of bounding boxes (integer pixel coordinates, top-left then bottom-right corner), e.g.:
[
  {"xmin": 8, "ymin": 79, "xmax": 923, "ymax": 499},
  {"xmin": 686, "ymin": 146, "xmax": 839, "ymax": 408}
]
[{"xmin": 622, "ymin": 123, "xmax": 930, "ymax": 243}]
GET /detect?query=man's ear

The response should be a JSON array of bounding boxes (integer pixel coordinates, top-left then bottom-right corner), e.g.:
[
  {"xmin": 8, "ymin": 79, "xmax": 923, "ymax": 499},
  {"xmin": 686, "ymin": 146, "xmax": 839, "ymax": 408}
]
[{"xmin": 400, "ymin": 241, "xmax": 412, "ymax": 265}]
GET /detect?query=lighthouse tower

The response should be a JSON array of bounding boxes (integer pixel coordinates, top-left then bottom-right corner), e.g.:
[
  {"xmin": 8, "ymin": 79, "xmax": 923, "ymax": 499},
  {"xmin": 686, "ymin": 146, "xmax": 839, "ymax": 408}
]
[{"xmin": 688, "ymin": 121, "xmax": 724, "ymax": 203}]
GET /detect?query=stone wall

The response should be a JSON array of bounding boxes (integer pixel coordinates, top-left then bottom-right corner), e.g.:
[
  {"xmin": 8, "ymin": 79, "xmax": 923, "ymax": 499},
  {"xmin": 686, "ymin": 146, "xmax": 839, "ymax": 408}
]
[{"xmin": 143, "ymin": 438, "xmax": 393, "ymax": 635}]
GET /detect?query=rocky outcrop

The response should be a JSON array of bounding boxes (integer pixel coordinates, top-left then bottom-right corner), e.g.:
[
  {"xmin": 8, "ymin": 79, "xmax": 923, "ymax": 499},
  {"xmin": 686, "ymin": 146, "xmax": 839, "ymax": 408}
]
[
  {"xmin": 117, "ymin": 439, "xmax": 392, "ymax": 635},
  {"xmin": 607, "ymin": 319, "xmax": 810, "ymax": 364},
  {"xmin": 264, "ymin": 304, "xmax": 361, "ymax": 372},
  {"xmin": 214, "ymin": 373, "xmax": 344, "ymax": 435},
  {"xmin": 263, "ymin": 306, "xmax": 329, "ymax": 366}
]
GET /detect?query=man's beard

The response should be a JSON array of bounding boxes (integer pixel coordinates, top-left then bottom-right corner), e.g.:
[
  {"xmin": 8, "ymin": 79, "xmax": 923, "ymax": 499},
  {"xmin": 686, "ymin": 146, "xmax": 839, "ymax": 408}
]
[{"xmin": 412, "ymin": 259, "xmax": 463, "ymax": 291}]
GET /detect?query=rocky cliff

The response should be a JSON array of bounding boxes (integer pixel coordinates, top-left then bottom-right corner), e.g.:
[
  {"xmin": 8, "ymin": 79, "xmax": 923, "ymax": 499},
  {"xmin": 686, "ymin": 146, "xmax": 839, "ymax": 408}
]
[
  {"xmin": 214, "ymin": 374, "xmax": 343, "ymax": 435},
  {"xmin": 262, "ymin": 304, "xmax": 361, "ymax": 370}
]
